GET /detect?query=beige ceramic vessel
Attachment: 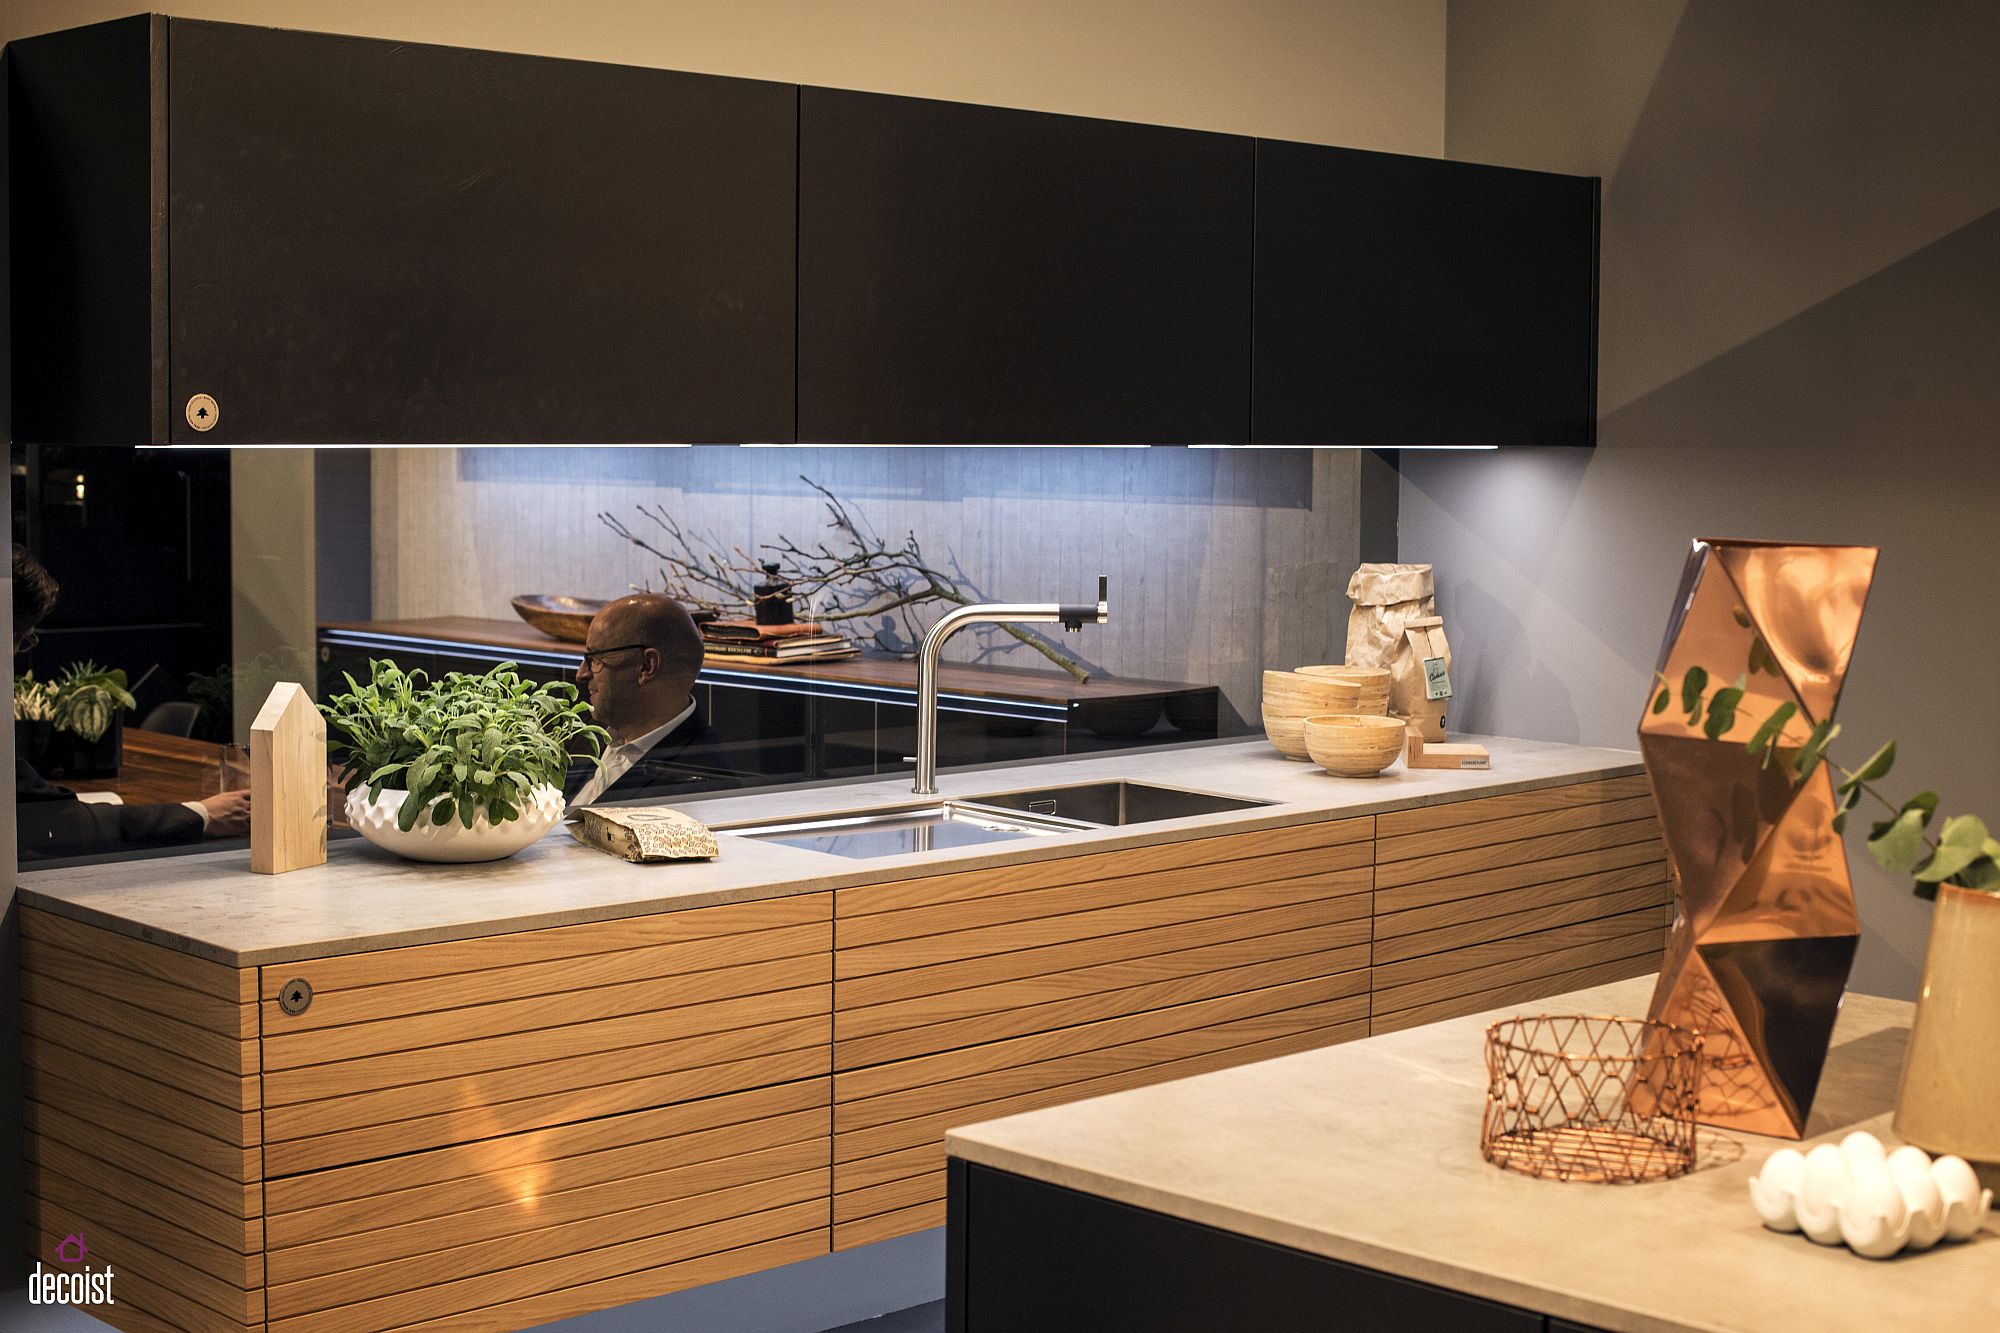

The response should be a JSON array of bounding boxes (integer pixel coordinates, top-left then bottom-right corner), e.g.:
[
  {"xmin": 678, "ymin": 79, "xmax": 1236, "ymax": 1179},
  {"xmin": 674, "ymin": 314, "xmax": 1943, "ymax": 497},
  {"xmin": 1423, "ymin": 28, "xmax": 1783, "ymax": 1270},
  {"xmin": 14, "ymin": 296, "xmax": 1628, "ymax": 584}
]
[
  {"xmin": 1894, "ymin": 884, "xmax": 2000, "ymax": 1161},
  {"xmin": 1304, "ymin": 713, "xmax": 1407, "ymax": 777}
]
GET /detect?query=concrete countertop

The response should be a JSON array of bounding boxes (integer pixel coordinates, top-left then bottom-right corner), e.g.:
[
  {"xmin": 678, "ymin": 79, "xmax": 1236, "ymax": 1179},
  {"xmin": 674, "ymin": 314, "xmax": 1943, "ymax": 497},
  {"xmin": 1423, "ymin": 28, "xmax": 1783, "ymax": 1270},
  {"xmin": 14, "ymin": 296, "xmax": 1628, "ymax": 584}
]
[
  {"xmin": 17, "ymin": 734, "xmax": 1642, "ymax": 967},
  {"xmin": 947, "ymin": 977, "xmax": 1996, "ymax": 1333}
]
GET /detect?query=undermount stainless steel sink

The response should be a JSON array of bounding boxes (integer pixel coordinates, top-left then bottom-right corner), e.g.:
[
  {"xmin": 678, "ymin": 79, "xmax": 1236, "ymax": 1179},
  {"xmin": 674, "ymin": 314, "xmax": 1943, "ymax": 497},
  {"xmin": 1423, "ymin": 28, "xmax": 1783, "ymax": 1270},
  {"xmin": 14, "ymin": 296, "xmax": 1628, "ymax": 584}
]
[
  {"xmin": 715, "ymin": 801, "xmax": 1097, "ymax": 860},
  {"xmin": 965, "ymin": 780, "xmax": 1271, "ymax": 826},
  {"xmin": 715, "ymin": 781, "xmax": 1268, "ymax": 859}
]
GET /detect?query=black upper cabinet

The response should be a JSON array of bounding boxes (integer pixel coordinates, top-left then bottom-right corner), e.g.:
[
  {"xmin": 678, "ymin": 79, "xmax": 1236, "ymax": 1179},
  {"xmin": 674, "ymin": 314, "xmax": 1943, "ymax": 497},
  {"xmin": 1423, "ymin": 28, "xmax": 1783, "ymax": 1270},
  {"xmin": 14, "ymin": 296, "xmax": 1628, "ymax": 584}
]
[
  {"xmin": 1253, "ymin": 139, "xmax": 1599, "ymax": 447},
  {"xmin": 10, "ymin": 16, "xmax": 797, "ymax": 446},
  {"xmin": 799, "ymin": 88, "xmax": 1254, "ymax": 445}
]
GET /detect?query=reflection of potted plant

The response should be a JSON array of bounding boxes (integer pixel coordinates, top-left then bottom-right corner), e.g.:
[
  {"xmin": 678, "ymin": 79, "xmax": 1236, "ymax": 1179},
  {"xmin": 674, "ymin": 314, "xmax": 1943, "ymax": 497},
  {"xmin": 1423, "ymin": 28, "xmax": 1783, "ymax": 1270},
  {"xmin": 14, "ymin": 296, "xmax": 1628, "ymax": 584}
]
[
  {"xmin": 322, "ymin": 659, "xmax": 608, "ymax": 863},
  {"xmin": 1666, "ymin": 665, "xmax": 1999, "ymax": 1159},
  {"xmin": 13, "ymin": 674, "xmax": 58, "ymax": 772},
  {"xmin": 29, "ymin": 661, "xmax": 138, "ymax": 779}
]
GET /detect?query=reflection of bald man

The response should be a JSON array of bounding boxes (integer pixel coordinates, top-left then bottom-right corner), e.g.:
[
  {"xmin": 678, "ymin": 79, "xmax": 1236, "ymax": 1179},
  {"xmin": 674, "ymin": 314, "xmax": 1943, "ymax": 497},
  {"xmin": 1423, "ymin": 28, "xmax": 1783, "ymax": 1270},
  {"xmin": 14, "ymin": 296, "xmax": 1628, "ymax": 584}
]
[{"xmin": 565, "ymin": 594, "xmax": 733, "ymax": 807}]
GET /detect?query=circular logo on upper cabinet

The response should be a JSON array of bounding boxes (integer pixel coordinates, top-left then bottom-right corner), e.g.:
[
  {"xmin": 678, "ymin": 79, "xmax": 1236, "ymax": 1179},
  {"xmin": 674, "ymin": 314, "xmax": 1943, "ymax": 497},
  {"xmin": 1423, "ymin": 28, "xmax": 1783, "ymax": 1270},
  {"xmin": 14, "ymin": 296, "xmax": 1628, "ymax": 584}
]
[{"xmin": 185, "ymin": 393, "xmax": 220, "ymax": 432}]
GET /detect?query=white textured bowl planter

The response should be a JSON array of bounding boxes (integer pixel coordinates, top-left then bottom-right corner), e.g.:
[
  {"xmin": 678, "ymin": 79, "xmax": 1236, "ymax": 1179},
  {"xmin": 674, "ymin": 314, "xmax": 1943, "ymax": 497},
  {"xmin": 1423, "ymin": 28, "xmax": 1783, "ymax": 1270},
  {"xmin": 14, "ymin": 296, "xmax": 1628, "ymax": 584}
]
[{"xmin": 344, "ymin": 783, "xmax": 566, "ymax": 863}]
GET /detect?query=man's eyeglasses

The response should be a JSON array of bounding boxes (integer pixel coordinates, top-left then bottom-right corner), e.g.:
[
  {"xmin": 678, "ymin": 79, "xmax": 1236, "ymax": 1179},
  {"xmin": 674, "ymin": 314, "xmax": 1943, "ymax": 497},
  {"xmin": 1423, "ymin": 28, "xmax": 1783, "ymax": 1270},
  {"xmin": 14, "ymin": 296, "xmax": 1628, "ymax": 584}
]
[{"xmin": 577, "ymin": 643, "xmax": 652, "ymax": 672}]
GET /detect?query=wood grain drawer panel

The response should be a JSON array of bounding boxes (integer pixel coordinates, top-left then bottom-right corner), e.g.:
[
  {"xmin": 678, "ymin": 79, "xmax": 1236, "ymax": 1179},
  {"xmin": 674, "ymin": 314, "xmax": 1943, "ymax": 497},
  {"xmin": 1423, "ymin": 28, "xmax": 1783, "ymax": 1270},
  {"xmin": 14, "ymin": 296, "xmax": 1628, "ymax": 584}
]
[
  {"xmin": 834, "ymin": 1141, "xmax": 943, "ymax": 1195},
  {"xmin": 1374, "ymin": 906, "xmax": 1673, "ymax": 990},
  {"xmin": 1371, "ymin": 954, "xmax": 1663, "ymax": 1035},
  {"xmin": 1376, "ymin": 795, "xmax": 1657, "ymax": 864},
  {"xmin": 32, "ymin": 1221, "xmax": 257, "ymax": 1331},
  {"xmin": 25, "ymin": 1040, "xmax": 259, "ymax": 1147},
  {"xmin": 265, "ymin": 1046, "xmax": 828, "ymax": 1177},
  {"xmin": 1372, "ymin": 931, "xmax": 1666, "ymax": 1019},
  {"xmin": 269, "ymin": 919, "xmax": 829, "ymax": 1034},
  {"xmin": 838, "ymin": 940, "xmax": 1371, "ymax": 1070},
  {"xmin": 1374, "ymin": 862, "xmax": 1672, "ymax": 941},
  {"xmin": 1375, "ymin": 818, "xmax": 1662, "ymax": 890},
  {"xmin": 26, "ymin": 1074, "xmax": 260, "ymax": 1182},
  {"xmin": 29, "ymin": 1133, "xmax": 260, "ymax": 1253},
  {"xmin": 839, "ymin": 841, "xmax": 1372, "ymax": 948},
  {"xmin": 835, "ymin": 1198, "xmax": 946, "ymax": 1250},
  {"xmin": 31, "ymin": 1163, "xmax": 262, "ymax": 1289},
  {"xmin": 271, "ymin": 1138, "xmax": 828, "ymax": 1286},
  {"xmin": 24, "ymin": 907, "xmax": 254, "ymax": 1003},
  {"xmin": 838, "ymin": 895, "xmax": 1371, "ymax": 1012},
  {"xmin": 1373, "ymin": 883, "xmax": 1674, "ymax": 966},
  {"xmin": 834, "ymin": 1018, "xmax": 1367, "ymax": 1170},
  {"xmin": 265, "ymin": 952, "xmax": 828, "ymax": 1072},
  {"xmin": 25, "ymin": 1001, "xmax": 261, "ymax": 1111},
  {"xmin": 838, "ymin": 817, "xmax": 1373, "ymax": 918},
  {"xmin": 1375, "ymin": 776, "xmax": 1651, "ymax": 837},
  {"xmin": 261, "ymin": 894, "xmax": 831, "ymax": 999},
  {"xmin": 839, "ymin": 869, "xmax": 1371, "ymax": 980},
  {"xmin": 836, "ymin": 998, "xmax": 1369, "ymax": 1148},
  {"xmin": 271, "ymin": 1104, "xmax": 828, "ymax": 1249},
  {"xmin": 25, "ymin": 1097, "xmax": 259, "ymax": 1218},
  {"xmin": 269, "ymin": 1197, "xmax": 828, "ymax": 1333},
  {"xmin": 267, "ymin": 1079, "xmax": 825, "ymax": 1215},
  {"xmin": 265, "ymin": 985, "xmax": 828, "ymax": 1106},
  {"xmin": 833, "ymin": 1168, "xmax": 942, "ymax": 1226},
  {"xmin": 25, "ymin": 938, "xmax": 252, "ymax": 1036},
  {"xmin": 21, "ymin": 970, "xmax": 256, "ymax": 1076},
  {"xmin": 1374, "ymin": 839, "xmax": 1668, "ymax": 914},
  {"xmin": 838, "ymin": 971, "xmax": 1371, "ymax": 1107},
  {"xmin": 397, "ymin": 1230, "xmax": 829, "ymax": 1333}
]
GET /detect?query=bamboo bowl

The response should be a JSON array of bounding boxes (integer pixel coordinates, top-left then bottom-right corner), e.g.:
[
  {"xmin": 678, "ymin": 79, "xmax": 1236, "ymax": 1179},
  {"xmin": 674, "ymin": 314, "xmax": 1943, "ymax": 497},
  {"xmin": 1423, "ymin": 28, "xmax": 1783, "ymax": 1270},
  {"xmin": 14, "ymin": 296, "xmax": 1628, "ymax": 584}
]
[
  {"xmin": 1297, "ymin": 664, "xmax": 1391, "ymax": 715},
  {"xmin": 1261, "ymin": 670, "xmax": 1362, "ymax": 758},
  {"xmin": 1305, "ymin": 713, "xmax": 1407, "ymax": 777}
]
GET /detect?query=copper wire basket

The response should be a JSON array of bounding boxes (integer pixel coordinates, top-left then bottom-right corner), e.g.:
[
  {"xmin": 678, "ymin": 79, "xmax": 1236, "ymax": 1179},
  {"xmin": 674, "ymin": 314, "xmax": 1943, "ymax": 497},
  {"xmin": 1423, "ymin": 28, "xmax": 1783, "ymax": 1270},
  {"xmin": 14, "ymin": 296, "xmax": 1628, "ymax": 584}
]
[{"xmin": 1481, "ymin": 1014, "xmax": 1703, "ymax": 1184}]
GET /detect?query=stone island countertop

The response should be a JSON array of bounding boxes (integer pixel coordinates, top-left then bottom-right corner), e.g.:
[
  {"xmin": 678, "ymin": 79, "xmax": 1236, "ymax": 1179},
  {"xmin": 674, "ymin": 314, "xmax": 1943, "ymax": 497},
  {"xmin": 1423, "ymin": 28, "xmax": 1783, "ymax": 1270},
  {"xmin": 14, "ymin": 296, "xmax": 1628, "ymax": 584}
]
[
  {"xmin": 946, "ymin": 976, "xmax": 1998, "ymax": 1333},
  {"xmin": 17, "ymin": 734, "xmax": 1644, "ymax": 967}
]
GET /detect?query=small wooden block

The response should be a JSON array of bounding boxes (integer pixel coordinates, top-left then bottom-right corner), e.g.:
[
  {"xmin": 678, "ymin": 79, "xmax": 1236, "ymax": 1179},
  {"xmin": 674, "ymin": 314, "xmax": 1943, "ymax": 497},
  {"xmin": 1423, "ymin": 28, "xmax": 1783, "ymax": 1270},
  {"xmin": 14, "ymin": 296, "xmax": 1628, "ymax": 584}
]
[
  {"xmin": 251, "ymin": 682, "xmax": 328, "ymax": 874},
  {"xmin": 1406, "ymin": 733, "xmax": 1490, "ymax": 770}
]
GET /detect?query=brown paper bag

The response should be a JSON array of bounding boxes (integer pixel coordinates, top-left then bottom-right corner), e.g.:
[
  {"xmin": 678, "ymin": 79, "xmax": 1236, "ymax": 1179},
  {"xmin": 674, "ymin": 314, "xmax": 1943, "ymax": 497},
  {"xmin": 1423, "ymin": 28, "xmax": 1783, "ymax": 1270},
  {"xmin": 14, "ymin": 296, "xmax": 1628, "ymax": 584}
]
[{"xmin": 1344, "ymin": 564, "xmax": 1450, "ymax": 741}]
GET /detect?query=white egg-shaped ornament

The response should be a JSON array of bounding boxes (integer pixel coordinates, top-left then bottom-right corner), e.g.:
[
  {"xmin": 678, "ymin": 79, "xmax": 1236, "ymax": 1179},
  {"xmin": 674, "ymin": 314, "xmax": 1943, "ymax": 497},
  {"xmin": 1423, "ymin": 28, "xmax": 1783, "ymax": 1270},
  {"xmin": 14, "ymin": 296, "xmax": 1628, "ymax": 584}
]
[
  {"xmin": 1887, "ymin": 1147, "xmax": 1949, "ymax": 1251},
  {"xmin": 1838, "ymin": 1163, "xmax": 1912, "ymax": 1259},
  {"xmin": 1749, "ymin": 1148, "xmax": 1806, "ymax": 1232},
  {"xmin": 1931, "ymin": 1155, "xmax": 1994, "ymax": 1243},
  {"xmin": 1795, "ymin": 1143, "xmax": 1852, "ymax": 1245}
]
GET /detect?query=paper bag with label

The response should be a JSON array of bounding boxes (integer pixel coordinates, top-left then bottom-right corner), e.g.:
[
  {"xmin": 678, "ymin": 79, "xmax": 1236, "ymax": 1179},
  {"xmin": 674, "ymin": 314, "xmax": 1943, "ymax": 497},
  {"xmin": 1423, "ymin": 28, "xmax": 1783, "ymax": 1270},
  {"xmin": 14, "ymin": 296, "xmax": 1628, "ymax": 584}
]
[
  {"xmin": 569, "ymin": 805, "xmax": 720, "ymax": 863},
  {"xmin": 1344, "ymin": 564, "xmax": 1450, "ymax": 740}
]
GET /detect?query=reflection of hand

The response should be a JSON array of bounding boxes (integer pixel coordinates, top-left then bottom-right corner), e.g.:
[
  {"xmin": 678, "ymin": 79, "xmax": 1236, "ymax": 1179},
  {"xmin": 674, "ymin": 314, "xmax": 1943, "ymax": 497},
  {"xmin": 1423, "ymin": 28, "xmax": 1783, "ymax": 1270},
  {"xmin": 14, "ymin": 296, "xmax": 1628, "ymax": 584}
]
[{"xmin": 201, "ymin": 790, "xmax": 252, "ymax": 838}]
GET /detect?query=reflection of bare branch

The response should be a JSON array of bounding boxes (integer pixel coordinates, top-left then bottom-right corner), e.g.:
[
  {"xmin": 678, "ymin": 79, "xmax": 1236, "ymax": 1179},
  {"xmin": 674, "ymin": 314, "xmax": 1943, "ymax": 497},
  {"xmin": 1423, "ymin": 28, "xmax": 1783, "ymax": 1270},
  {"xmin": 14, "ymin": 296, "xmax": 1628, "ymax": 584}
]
[{"xmin": 599, "ymin": 476, "xmax": 1089, "ymax": 681}]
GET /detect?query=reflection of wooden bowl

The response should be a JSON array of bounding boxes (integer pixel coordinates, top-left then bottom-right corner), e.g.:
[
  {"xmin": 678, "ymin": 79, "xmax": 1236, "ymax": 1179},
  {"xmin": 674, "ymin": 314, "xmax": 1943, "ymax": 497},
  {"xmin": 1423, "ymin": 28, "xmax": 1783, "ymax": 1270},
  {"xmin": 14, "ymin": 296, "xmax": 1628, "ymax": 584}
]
[
  {"xmin": 511, "ymin": 595, "xmax": 607, "ymax": 643},
  {"xmin": 1077, "ymin": 696, "xmax": 1165, "ymax": 738},
  {"xmin": 1305, "ymin": 713, "xmax": 1407, "ymax": 777},
  {"xmin": 1261, "ymin": 670, "xmax": 1359, "ymax": 721}
]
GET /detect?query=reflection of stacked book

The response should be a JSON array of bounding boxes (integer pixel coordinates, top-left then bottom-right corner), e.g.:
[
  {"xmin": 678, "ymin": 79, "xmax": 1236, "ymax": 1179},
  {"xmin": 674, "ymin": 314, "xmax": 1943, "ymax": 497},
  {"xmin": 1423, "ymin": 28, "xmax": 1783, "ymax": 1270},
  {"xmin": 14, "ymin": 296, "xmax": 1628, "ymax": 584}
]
[{"xmin": 700, "ymin": 620, "xmax": 859, "ymax": 663}]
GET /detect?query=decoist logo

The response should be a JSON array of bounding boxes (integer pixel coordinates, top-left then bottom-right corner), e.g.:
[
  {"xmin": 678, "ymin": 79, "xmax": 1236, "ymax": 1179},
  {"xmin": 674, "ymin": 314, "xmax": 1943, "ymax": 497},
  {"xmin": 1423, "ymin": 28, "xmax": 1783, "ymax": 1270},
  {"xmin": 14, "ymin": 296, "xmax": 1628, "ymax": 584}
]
[{"xmin": 29, "ymin": 1232, "xmax": 115, "ymax": 1307}]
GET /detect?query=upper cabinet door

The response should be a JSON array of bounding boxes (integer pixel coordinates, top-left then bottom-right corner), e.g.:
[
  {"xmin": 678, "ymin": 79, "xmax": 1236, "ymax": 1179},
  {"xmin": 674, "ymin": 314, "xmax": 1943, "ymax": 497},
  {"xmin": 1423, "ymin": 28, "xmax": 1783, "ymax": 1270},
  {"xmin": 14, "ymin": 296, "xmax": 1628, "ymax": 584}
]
[
  {"xmin": 1253, "ymin": 140, "xmax": 1598, "ymax": 447},
  {"xmin": 799, "ymin": 88, "xmax": 1253, "ymax": 445},
  {"xmin": 166, "ymin": 21, "xmax": 797, "ymax": 445}
]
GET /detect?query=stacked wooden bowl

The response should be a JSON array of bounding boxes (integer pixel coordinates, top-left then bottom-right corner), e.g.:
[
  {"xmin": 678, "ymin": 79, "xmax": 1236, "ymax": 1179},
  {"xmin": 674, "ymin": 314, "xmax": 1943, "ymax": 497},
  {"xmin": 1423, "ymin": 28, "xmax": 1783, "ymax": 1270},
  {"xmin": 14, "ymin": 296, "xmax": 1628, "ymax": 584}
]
[
  {"xmin": 1304, "ymin": 714, "xmax": 1407, "ymax": 777},
  {"xmin": 1297, "ymin": 664, "xmax": 1392, "ymax": 714},
  {"xmin": 1261, "ymin": 669, "xmax": 1362, "ymax": 759}
]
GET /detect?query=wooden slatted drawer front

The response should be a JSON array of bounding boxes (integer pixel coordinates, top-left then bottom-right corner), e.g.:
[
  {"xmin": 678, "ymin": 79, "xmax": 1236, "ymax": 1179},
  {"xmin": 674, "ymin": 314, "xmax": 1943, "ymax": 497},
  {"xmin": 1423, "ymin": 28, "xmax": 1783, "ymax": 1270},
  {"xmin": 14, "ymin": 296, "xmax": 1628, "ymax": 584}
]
[
  {"xmin": 261, "ymin": 895, "xmax": 832, "ymax": 1175},
  {"xmin": 1374, "ymin": 774, "xmax": 1651, "ymax": 838},
  {"xmin": 20, "ymin": 909, "xmax": 262, "ymax": 1333},
  {"xmin": 262, "ymin": 1081, "xmax": 830, "ymax": 1332},
  {"xmin": 1371, "ymin": 910, "xmax": 1670, "ymax": 1027}
]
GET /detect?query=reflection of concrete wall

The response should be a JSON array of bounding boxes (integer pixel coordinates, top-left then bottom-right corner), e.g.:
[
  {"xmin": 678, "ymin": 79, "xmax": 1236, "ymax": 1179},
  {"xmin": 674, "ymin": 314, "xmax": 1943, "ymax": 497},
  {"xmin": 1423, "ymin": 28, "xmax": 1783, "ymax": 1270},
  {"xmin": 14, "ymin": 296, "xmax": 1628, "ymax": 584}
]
[
  {"xmin": 1404, "ymin": 0, "xmax": 2000, "ymax": 998},
  {"xmin": 374, "ymin": 447, "xmax": 1361, "ymax": 726},
  {"xmin": 230, "ymin": 451, "xmax": 318, "ymax": 741}
]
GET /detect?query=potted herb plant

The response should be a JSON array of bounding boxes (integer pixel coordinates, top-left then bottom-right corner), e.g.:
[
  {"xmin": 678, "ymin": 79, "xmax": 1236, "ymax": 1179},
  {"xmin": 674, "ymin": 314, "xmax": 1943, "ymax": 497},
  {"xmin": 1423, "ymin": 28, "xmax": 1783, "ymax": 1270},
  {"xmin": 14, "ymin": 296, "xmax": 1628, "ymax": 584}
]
[
  {"xmin": 1663, "ymin": 665, "xmax": 1999, "ymax": 1160},
  {"xmin": 17, "ymin": 661, "xmax": 138, "ymax": 778},
  {"xmin": 322, "ymin": 659, "xmax": 608, "ymax": 863},
  {"xmin": 13, "ymin": 673, "xmax": 58, "ymax": 772}
]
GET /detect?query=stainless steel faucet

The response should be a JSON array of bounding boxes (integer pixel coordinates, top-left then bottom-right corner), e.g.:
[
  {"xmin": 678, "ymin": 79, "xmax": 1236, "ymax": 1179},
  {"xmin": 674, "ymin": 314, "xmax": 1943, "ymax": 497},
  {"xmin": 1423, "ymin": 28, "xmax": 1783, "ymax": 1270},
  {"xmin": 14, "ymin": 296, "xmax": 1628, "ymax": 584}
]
[{"xmin": 912, "ymin": 576, "xmax": 1109, "ymax": 795}]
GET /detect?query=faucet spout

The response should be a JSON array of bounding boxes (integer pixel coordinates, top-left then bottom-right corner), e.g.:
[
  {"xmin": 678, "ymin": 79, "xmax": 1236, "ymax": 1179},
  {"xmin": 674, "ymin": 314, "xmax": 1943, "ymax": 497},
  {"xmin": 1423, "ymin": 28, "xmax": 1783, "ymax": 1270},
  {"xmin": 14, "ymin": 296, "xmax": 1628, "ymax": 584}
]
[{"xmin": 913, "ymin": 578, "xmax": 1109, "ymax": 796}]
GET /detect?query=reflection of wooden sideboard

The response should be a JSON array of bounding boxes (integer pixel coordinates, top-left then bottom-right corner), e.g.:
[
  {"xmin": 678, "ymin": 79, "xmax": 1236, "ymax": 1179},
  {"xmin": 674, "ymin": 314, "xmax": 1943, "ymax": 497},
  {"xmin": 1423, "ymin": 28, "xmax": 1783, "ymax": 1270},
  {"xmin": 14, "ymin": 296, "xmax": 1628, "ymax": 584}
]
[
  {"xmin": 55, "ymin": 728, "xmax": 232, "ymax": 805},
  {"xmin": 319, "ymin": 618, "xmax": 1224, "ymax": 783}
]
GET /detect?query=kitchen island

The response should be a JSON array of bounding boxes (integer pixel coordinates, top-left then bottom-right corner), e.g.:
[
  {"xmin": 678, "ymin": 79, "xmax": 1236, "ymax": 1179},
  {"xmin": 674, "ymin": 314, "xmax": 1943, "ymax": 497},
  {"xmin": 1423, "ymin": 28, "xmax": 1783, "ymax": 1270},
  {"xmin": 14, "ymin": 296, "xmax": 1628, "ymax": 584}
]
[
  {"xmin": 943, "ymin": 976, "xmax": 1994, "ymax": 1333},
  {"xmin": 19, "ymin": 735, "xmax": 1673, "ymax": 1332}
]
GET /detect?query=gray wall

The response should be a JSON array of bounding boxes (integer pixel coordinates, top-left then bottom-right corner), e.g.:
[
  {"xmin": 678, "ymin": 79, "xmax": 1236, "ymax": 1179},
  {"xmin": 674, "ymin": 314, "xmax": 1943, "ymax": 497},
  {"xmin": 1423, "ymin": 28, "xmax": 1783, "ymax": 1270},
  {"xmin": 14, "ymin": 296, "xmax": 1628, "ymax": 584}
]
[{"xmin": 1402, "ymin": 0, "xmax": 2000, "ymax": 998}]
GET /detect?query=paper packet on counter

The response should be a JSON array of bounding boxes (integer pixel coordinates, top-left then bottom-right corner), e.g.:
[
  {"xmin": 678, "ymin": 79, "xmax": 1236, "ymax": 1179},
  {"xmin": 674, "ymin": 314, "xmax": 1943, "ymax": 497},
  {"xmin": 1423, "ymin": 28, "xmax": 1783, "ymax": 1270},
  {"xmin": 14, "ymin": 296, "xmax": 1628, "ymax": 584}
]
[{"xmin": 569, "ymin": 805, "xmax": 720, "ymax": 863}]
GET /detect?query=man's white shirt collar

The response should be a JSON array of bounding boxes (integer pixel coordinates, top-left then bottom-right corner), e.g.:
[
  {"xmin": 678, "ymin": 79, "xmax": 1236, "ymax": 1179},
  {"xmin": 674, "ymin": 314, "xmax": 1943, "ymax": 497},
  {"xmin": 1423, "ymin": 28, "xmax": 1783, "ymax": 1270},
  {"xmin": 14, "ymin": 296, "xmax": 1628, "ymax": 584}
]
[{"xmin": 569, "ymin": 697, "xmax": 695, "ymax": 810}]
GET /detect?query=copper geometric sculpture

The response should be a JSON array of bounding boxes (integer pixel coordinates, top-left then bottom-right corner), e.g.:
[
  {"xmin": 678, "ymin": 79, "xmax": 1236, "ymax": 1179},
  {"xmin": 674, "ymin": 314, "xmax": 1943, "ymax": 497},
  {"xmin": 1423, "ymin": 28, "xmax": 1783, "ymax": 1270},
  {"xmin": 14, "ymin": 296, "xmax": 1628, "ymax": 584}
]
[{"xmin": 1639, "ymin": 539, "xmax": 1878, "ymax": 1138}]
